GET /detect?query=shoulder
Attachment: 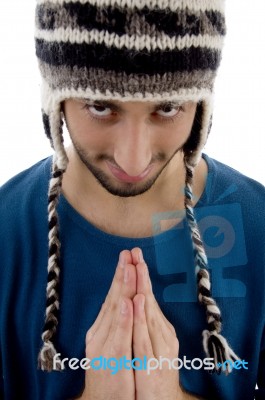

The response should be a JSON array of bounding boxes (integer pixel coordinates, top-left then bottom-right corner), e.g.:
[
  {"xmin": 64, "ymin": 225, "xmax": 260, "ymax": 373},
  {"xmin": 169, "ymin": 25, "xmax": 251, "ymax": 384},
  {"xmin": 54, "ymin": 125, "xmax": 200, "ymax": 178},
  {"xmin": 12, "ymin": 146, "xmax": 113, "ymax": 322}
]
[
  {"xmin": 201, "ymin": 154, "xmax": 265, "ymax": 244},
  {"xmin": 0, "ymin": 157, "xmax": 51, "ymax": 195},
  {"xmin": 203, "ymin": 153, "xmax": 265, "ymax": 209},
  {"xmin": 0, "ymin": 157, "xmax": 52, "ymax": 224}
]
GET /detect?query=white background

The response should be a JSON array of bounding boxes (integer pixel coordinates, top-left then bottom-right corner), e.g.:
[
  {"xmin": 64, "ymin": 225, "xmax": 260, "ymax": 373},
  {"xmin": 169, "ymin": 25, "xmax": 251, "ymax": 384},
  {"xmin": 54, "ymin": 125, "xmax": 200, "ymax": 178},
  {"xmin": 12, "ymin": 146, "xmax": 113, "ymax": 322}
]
[{"xmin": 0, "ymin": 1, "xmax": 264, "ymax": 186}]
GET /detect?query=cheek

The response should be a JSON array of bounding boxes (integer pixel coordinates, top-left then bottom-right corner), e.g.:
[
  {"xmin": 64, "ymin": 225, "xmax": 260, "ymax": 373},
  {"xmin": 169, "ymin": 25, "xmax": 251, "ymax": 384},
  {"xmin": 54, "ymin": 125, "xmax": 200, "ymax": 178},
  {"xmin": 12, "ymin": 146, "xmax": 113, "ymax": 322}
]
[
  {"xmin": 154, "ymin": 104, "xmax": 197, "ymax": 151},
  {"xmin": 64, "ymin": 103, "xmax": 112, "ymax": 150},
  {"xmin": 72, "ymin": 126, "xmax": 113, "ymax": 155},
  {"xmin": 174, "ymin": 110, "xmax": 197, "ymax": 147},
  {"xmin": 156, "ymin": 120, "xmax": 194, "ymax": 152}
]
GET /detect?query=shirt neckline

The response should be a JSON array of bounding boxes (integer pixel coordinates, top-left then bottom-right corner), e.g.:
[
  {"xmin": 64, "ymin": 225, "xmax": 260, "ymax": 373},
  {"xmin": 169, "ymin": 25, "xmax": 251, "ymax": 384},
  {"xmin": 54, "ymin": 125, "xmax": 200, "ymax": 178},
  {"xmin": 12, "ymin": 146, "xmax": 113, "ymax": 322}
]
[{"xmin": 50, "ymin": 153, "xmax": 215, "ymax": 245}]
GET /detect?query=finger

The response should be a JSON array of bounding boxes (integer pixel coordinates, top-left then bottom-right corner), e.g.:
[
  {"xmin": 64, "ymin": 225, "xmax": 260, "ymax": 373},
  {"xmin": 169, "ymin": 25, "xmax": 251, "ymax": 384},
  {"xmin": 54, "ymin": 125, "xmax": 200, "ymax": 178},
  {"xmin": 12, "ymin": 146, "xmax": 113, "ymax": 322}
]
[
  {"xmin": 120, "ymin": 262, "xmax": 137, "ymax": 300},
  {"xmin": 135, "ymin": 261, "xmax": 177, "ymax": 357},
  {"xmin": 86, "ymin": 250, "xmax": 132, "ymax": 344},
  {"xmin": 106, "ymin": 297, "xmax": 133, "ymax": 359},
  {"xmin": 136, "ymin": 288, "xmax": 166, "ymax": 358},
  {"xmin": 136, "ymin": 259, "xmax": 175, "ymax": 336},
  {"xmin": 135, "ymin": 260, "xmax": 150, "ymax": 295},
  {"xmin": 131, "ymin": 247, "xmax": 144, "ymax": 266},
  {"xmin": 133, "ymin": 294, "xmax": 154, "ymax": 359},
  {"xmin": 133, "ymin": 253, "xmax": 179, "ymax": 357},
  {"xmin": 106, "ymin": 250, "xmax": 133, "ymax": 302},
  {"xmin": 107, "ymin": 262, "xmax": 137, "ymax": 345},
  {"xmin": 88, "ymin": 262, "xmax": 137, "ymax": 349}
]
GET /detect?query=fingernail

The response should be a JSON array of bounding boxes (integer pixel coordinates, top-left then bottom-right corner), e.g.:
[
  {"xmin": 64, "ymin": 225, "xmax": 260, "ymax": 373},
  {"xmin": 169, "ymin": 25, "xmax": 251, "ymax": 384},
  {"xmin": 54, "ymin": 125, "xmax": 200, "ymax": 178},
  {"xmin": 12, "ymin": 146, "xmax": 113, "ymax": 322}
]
[
  {"xmin": 124, "ymin": 267, "xmax": 129, "ymax": 283},
  {"xmin": 138, "ymin": 249, "xmax": 144, "ymax": 263},
  {"xmin": 119, "ymin": 252, "xmax": 125, "ymax": 269},
  {"xmin": 121, "ymin": 299, "xmax": 127, "ymax": 314}
]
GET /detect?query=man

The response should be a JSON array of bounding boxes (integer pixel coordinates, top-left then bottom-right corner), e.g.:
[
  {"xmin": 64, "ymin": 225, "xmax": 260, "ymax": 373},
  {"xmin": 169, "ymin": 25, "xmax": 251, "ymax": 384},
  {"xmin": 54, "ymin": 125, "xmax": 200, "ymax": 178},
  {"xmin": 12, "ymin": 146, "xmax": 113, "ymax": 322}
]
[{"xmin": 0, "ymin": 0, "xmax": 264, "ymax": 399}]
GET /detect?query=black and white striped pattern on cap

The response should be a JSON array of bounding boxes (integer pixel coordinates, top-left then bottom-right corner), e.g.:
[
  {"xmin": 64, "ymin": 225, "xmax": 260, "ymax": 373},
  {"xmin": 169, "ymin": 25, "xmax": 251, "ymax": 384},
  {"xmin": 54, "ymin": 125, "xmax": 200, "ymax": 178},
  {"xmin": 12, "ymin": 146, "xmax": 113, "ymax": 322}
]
[
  {"xmin": 36, "ymin": 0, "xmax": 225, "ymax": 13},
  {"xmin": 36, "ymin": 2, "xmax": 225, "ymax": 36},
  {"xmin": 35, "ymin": 0, "xmax": 225, "ymax": 109}
]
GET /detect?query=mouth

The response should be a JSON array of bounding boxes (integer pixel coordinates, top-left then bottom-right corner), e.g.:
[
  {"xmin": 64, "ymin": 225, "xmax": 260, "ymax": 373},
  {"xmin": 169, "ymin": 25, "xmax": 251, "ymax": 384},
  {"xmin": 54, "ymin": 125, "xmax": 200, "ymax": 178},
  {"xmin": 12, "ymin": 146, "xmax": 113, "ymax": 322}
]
[{"xmin": 105, "ymin": 161, "xmax": 153, "ymax": 183}]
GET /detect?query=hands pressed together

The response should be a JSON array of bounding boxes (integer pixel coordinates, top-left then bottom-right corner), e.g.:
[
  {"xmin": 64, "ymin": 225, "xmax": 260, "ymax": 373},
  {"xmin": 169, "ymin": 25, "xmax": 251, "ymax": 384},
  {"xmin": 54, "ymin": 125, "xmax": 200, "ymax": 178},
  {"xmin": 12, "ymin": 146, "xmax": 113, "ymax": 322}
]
[{"xmin": 80, "ymin": 248, "xmax": 184, "ymax": 400}]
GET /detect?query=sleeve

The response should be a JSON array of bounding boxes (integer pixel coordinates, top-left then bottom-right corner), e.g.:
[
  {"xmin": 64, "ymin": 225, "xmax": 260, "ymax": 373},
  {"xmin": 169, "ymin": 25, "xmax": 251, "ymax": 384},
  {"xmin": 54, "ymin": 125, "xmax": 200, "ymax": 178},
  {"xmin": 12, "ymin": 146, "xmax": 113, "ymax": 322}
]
[
  {"xmin": 0, "ymin": 377, "xmax": 3, "ymax": 399},
  {"xmin": 255, "ymin": 327, "xmax": 265, "ymax": 399},
  {"xmin": 0, "ymin": 360, "xmax": 4, "ymax": 399}
]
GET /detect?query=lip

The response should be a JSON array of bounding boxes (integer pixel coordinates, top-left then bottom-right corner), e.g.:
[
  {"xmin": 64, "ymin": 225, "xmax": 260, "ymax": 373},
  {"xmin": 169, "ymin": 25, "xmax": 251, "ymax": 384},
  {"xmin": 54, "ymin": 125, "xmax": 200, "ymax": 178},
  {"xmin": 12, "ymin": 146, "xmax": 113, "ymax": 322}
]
[{"xmin": 106, "ymin": 161, "xmax": 153, "ymax": 183}]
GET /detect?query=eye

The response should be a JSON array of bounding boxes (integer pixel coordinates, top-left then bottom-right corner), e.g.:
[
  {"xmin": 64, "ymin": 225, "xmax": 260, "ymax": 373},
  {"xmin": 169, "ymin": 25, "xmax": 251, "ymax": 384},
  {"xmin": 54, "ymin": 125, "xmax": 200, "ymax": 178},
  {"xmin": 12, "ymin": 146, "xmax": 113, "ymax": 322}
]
[
  {"xmin": 156, "ymin": 104, "xmax": 181, "ymax": 118},
  {"xmin": 88, "ymin": 104, "xmax": 112, "ymax": 117}
]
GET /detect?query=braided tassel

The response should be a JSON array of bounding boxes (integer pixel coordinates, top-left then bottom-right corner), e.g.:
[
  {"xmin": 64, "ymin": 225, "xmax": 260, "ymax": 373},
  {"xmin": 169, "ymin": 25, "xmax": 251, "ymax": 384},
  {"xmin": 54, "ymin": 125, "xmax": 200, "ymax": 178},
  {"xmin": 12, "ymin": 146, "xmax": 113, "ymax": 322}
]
[
  {"xmin": 38, "ymin": 107, "xmax": 68, "ymax": 371},
  {"xmin": 38, "ymin": 162, "xmax": 65, "ymax": 371},
  {"xmin": 184, "ymin": 157, "xmax": 240, "ymax": 374}
]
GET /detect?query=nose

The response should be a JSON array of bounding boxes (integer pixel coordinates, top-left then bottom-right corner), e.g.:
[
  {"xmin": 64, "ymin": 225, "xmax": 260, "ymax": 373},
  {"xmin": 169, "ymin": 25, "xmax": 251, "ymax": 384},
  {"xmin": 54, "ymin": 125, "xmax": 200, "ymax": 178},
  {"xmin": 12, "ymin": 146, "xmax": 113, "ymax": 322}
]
[{"xmin": 114, "ymin": 119, "xmax": 152, "ymax": 176}]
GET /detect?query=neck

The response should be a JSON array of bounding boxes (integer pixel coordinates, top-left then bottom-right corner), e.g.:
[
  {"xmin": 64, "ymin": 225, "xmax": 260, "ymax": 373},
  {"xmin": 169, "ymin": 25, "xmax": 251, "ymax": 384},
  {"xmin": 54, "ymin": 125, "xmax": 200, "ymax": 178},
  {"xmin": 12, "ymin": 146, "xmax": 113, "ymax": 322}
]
[{"xmin": 62, "ymin": 146, "xmax": 207, "ymax": 237}]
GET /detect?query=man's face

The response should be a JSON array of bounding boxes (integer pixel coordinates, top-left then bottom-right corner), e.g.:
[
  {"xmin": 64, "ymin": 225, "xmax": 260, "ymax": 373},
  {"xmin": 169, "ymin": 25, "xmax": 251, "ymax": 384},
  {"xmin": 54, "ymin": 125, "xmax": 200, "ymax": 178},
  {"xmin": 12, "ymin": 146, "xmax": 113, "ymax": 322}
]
[{"xmin": 63, "ymin": 99, "xmax": 197, "ymax": 197}]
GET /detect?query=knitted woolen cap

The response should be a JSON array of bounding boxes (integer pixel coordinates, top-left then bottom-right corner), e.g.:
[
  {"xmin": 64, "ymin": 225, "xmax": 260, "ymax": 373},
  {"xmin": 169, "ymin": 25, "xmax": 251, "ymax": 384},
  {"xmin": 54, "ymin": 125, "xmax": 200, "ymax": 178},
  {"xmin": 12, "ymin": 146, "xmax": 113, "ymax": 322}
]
[{"xmin": 35, "ymin": 0, "xmax": 240, "ymax": 373}]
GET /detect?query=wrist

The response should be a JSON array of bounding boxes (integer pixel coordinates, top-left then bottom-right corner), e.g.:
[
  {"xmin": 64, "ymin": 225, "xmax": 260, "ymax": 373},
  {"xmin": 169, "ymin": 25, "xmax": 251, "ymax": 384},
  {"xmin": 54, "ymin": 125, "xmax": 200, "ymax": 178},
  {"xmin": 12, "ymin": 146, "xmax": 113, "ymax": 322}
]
[
  {"xmin": 71, "ymin": 387, "xmax": 87, "ymax": 400},
  {"xmin": 178, "ymin": 387, "xmax": 204, "ymax": 400},
  {"xmin": 177, "ymin": 386, "xmax": 185, "ymax": 400}
]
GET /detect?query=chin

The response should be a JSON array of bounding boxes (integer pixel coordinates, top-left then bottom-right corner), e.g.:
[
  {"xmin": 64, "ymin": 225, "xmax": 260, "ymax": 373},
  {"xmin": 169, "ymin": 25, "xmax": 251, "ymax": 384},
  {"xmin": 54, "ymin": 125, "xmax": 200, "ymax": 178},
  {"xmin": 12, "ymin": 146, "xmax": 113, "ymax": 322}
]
[{"xmin": 97, "ymin": 178, "xmax": 157, "ymax": 198}]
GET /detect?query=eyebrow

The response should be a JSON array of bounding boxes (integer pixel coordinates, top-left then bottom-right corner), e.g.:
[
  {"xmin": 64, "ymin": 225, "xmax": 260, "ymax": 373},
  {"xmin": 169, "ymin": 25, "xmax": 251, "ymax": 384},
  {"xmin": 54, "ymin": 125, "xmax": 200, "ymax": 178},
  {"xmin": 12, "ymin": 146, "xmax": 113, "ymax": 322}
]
[
  {"xmin": 84, "ymin": 99, "xmax": 183, "ymax": 112},
  {"xmin": 84, "ymin": 99, "xmax": 121, "ymax": 112},
  {"xmin": 152, "ymin": 101, "xmax": 182, "ymax": 111}
]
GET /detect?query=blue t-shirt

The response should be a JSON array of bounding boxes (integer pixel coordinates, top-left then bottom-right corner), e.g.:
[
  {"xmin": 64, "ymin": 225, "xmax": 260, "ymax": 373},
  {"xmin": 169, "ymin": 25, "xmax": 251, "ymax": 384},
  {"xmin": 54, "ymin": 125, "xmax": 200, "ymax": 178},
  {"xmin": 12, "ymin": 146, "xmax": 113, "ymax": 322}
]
[{"xmin": 0, "ymin": 154, "xmax": 264, "ymax": 400}]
